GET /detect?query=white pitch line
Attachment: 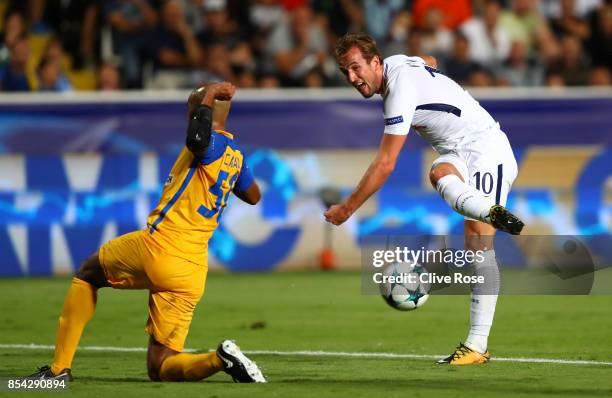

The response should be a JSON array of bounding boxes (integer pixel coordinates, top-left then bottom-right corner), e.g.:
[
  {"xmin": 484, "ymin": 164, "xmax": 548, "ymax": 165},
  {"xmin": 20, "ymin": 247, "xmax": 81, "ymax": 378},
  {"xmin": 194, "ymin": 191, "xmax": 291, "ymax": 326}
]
[
  {"xmin": 243, "ymin": 349, "xmax": 612, "ymax": 366},
  {"xmin": 0, "ymin": 343, "xmax": 196, "ymax": 353},
  {"xmin": 1, "ymin": 343, "xmax": 611, "ymax": 367}
]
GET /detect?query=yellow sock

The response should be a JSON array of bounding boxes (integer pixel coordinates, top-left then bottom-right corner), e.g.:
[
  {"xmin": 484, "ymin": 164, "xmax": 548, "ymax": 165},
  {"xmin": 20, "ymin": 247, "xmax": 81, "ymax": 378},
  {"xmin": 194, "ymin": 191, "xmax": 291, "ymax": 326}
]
[
  {"xmin": 51, "ymin": 277, "xmax": 97, "ymax": 374},
  {"xmin": 159, "ymin": 352, "xmax": 223, "ymax": 381}
]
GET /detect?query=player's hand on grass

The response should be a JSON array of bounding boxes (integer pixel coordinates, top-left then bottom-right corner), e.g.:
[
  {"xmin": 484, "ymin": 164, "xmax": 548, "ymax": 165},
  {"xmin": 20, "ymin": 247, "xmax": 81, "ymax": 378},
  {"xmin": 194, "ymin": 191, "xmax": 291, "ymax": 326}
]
[{"xmin": 324, "ymin": 204, "xmax": 352, "ymax": 226}]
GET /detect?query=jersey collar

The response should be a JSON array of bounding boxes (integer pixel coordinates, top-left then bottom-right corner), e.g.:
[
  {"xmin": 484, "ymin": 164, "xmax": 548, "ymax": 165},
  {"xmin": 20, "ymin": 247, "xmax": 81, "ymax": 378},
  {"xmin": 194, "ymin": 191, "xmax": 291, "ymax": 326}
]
[
  {"xmin": 214, "ymin": 129, "xmax": 234, "ymax": 140},
  {"xmin": 379, "ymin": 61, "xmax": 389, "ymax": 96}
]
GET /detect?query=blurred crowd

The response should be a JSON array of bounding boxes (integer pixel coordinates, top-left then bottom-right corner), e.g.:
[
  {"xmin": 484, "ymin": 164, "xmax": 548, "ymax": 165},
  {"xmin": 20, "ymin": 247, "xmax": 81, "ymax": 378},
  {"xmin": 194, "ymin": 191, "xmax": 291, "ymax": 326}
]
[{"xmin": 0, "ymin": 0, "xmax": 610, "ymax": 92}]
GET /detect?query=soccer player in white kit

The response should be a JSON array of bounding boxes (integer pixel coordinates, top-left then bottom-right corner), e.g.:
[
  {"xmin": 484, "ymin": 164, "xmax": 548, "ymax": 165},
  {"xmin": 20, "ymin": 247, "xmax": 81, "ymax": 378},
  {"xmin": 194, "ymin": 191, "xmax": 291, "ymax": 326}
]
[{"xmin": 324, "ymin": 32, "xmax": 524, "ymax": 365}]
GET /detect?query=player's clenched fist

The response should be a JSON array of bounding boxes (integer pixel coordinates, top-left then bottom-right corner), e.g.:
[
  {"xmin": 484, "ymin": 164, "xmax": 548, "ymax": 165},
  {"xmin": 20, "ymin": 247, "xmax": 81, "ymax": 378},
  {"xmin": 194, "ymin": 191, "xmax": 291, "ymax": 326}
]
[
  {"xmin": 324, "ymin": 204, "xmax": 352, "ymax": 226},
  {"xmin": 209, "ymin": 82, "xmax": 236, "ymax": 101},
  {"xmin": 188, "ymin": 82, "xmax": 236, "ymax": 113}
]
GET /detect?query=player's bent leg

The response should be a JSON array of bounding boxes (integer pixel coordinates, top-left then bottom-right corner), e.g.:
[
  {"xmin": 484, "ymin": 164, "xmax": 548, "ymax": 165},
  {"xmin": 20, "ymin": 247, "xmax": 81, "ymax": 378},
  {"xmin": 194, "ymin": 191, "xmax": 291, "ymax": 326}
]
[
  {"xmin": 32, "ymin": 230, "xmax": 151, "ymax": 381},
  {"xmin": 29, "ymin": 253, "xmax": 106, "ymax": 381},
  {"xmin": 430, "ymin": 162, "xmax": 492, "ymax": 222},
  {"xmin": 145, "ymin": 255, "xmax": 265, "ymax": 382},
  {"xmin": 145, "ymin": 289, "xmax": 265, "ymax": 382},
  {"xmin": 430, "ymin": 162, "xmax": 524, "ymax": 235},
  {"xmin": 144, "ymin": 257, "xmax": 224, "ymax": 382},
  {"xmin": 149, "ymin": 336, "xmax": 223, "ymax": 382},
  {"xmin": 145, "ymin": 294, "xmax": 266, "ymax": 382},
  {"xmin": 51, "ymin": 253, "xmax": 104, "ymax": 376},
  {"xmin": 149, "ymin": 337, "xmax": 266, "ymax": 383}
]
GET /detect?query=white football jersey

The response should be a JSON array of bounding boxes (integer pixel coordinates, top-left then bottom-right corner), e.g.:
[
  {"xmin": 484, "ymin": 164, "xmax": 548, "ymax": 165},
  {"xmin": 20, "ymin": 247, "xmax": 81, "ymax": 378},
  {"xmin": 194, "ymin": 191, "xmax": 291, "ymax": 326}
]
[{"xmin": 382, "ymin": 55, "xmax": 500, "ymax": 153}]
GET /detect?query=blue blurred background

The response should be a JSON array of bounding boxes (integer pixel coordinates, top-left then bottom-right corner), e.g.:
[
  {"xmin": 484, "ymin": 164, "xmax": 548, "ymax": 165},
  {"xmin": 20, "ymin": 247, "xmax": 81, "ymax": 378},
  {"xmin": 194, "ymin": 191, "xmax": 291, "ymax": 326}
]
[
  {"xmin": 0, "ymin": 89, "xmax": 611, "ymax": 275},
  {"xmin": 1, "ymin": 0, "xmax": 611, "ymax": 275}
]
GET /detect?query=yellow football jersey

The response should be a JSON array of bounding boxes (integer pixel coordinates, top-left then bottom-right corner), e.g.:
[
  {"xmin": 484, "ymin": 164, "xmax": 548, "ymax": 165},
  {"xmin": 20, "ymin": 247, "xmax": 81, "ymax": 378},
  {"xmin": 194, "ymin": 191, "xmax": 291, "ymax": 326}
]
[{"xmin": 146, "ymin": 130, "xmax": 253, "ymax": 265}]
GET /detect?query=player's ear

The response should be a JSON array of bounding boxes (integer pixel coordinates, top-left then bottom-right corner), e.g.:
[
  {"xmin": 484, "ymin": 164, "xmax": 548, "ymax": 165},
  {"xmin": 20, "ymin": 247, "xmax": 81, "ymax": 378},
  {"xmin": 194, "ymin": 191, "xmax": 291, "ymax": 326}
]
[
  {"xmin": 372, "ymin": 54, "xmax": 382, "ymax": 68},
  {"xmin": 212, "ymin": 100, "xmax": 231, "ymax": 130}
]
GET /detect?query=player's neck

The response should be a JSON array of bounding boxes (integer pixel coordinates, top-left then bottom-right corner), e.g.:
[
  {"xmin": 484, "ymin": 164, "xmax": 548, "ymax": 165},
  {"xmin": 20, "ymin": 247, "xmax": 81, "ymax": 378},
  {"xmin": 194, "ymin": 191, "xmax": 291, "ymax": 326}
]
[{"xmin": 376, "ymin": 72, "xmax": 385, "ymax": 95}]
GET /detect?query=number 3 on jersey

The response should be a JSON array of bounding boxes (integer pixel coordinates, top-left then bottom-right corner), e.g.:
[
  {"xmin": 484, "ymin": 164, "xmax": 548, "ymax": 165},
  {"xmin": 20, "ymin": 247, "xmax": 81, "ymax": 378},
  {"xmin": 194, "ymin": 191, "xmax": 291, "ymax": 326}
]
[{"xmin": 198, "ymin": 170, "xmax": 238, "ymax": 221}]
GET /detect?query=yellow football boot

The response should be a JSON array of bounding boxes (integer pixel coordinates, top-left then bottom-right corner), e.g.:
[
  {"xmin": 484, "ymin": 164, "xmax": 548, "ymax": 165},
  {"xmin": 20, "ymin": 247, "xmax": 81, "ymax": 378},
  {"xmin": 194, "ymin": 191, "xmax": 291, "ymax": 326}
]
[{"xmin": 437, "ymin": 343, "xmax": 490, "ymax": 365}]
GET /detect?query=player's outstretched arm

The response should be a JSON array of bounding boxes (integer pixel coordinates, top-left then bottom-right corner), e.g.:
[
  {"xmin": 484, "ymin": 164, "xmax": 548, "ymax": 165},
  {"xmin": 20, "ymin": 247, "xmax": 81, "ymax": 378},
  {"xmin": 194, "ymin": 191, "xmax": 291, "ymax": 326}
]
[{"xmin": 324, "ymin": 133, "xmax": 407, "ymax": 225}]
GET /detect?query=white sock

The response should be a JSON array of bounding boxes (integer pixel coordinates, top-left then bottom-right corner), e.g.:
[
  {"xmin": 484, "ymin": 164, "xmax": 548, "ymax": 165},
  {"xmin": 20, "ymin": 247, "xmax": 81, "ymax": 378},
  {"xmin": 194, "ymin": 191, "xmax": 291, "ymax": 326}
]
[
  {"xmin": 435, "ymin": 174, "xmax": 492, "ymax": 223},
  {"xmin": 465, "ymin": 250, "xmax": 500, "ymax": 354}
]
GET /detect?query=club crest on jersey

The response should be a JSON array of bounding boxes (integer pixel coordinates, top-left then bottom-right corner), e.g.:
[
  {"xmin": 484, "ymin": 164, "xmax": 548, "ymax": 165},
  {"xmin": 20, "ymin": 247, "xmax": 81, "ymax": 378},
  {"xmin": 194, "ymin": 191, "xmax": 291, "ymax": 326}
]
[
  {"xmin": 384, "ymin": 115, "xmax": 404, "ymax": 125},
  {"xmin": 164, "ymin": 174, "xmax": 174, "ymax": 186}
]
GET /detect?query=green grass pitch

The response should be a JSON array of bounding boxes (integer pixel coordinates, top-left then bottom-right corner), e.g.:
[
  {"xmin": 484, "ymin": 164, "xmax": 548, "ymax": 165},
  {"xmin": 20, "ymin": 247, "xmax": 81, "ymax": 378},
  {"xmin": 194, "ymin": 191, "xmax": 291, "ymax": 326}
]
[{"xmin": 1, "ymin": 272, "xmax": 611, "ymax": 397}]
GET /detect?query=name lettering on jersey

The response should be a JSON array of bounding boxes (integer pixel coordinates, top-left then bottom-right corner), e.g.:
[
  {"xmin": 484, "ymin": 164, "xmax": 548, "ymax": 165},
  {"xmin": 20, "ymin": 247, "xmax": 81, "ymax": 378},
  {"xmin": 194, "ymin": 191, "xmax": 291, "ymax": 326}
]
[
  {"xmin": 164, "ymin": 174, "xmax": 174, "ymax": 186},
  {"xmin": 223, "ymin": 153, "xmax": 241, "ymax": 169},
  {"xmin": 384, "ymin": 115, "xmax": 404, "ymax": 126}
]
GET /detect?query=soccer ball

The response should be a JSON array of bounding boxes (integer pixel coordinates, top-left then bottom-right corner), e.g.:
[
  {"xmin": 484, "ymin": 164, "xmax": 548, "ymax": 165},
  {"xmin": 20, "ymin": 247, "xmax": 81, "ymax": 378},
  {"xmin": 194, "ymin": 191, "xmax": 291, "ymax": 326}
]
[{"xmin": 379, "ymin": 262, "xmax": 430, "ymax": 311}]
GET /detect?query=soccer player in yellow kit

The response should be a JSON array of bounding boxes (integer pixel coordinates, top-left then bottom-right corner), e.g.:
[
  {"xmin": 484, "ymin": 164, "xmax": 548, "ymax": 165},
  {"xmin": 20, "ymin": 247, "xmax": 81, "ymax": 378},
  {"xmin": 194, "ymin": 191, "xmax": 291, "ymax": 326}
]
[{"xmin": 29, "ymin": 82, "xmax": 266, "ymax": 383}]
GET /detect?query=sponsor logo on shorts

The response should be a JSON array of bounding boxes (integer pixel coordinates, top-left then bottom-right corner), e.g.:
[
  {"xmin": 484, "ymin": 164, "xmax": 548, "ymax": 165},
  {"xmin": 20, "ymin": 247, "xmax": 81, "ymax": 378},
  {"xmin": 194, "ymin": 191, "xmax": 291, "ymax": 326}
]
[{"xmin": 384, "ymin": 115, "xmax": 404, "ymax": 126}]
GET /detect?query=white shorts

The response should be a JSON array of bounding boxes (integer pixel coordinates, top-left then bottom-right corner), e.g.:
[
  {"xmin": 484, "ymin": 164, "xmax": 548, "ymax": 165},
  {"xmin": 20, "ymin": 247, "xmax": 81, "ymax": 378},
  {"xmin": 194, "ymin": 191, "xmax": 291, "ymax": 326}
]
[{"xmin": 431, "ymin": 130, "xmax": 518, "ymax": 220}]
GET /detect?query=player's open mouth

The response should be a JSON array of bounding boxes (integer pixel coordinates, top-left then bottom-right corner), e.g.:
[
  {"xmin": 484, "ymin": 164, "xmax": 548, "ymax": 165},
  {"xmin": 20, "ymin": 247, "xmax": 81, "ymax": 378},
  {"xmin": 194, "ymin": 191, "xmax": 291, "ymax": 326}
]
[{"xmin": 355, "ymin": 82, "xmax": 366, "ymax": 90}]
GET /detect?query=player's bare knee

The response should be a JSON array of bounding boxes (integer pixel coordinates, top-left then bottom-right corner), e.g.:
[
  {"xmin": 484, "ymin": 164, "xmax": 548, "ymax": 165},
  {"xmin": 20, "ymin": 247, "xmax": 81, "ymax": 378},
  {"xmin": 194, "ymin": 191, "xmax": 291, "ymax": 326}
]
[
  {"xmin": 75, "ymin": 253, "xmax": 108, "ymax": 288},
  {"xmin": 428, "ymin": 168, "xmax": 439, "ymax": 187},
  {"xmin": 429, "ymin": 164, "xmax": 462, "ymax": 187},
  {"xmin": 429, "ymin": 166, "xmax": 448, "ymax": 187},
  {"xmin": 74, "ymin": 258, "xmax": 93, "ymax": 281}
]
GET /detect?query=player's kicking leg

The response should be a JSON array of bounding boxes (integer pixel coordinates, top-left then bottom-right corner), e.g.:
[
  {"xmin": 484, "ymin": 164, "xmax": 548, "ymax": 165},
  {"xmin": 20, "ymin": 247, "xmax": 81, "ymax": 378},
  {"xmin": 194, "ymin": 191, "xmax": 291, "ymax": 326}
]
[
  {"xmin": 430, "ymin": 163, "xmax": 524, "ymax": 235},
  {"xmin": 437, "ymin": 221, "xmax": 499, "ymax": 365},
  {"xmin": 28, "ymin": 253, "xmax": 109, "ymax": 380}
]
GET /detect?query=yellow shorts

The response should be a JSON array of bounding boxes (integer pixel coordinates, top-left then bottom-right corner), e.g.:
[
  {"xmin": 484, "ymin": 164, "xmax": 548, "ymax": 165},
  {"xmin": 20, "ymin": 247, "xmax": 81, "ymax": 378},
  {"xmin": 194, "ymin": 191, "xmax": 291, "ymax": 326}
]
[{"xmin": 98, "ymin": 230, "xmax": 207, "ymax": 352}]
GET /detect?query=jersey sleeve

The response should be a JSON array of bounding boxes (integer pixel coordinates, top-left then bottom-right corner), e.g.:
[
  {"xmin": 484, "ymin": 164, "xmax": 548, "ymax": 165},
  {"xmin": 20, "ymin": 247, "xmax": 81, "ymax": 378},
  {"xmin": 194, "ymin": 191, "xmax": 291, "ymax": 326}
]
[
  {"xmin": 233, "ymin": 156, "xmax": 254, "ymax": 193},
  {"xmin": 383, "ymin": 65, "xmax": 419, "ymax": 136},
  {"xmin": 405, "ymin": 56, "xmax": 426, "ymax": 65}
]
